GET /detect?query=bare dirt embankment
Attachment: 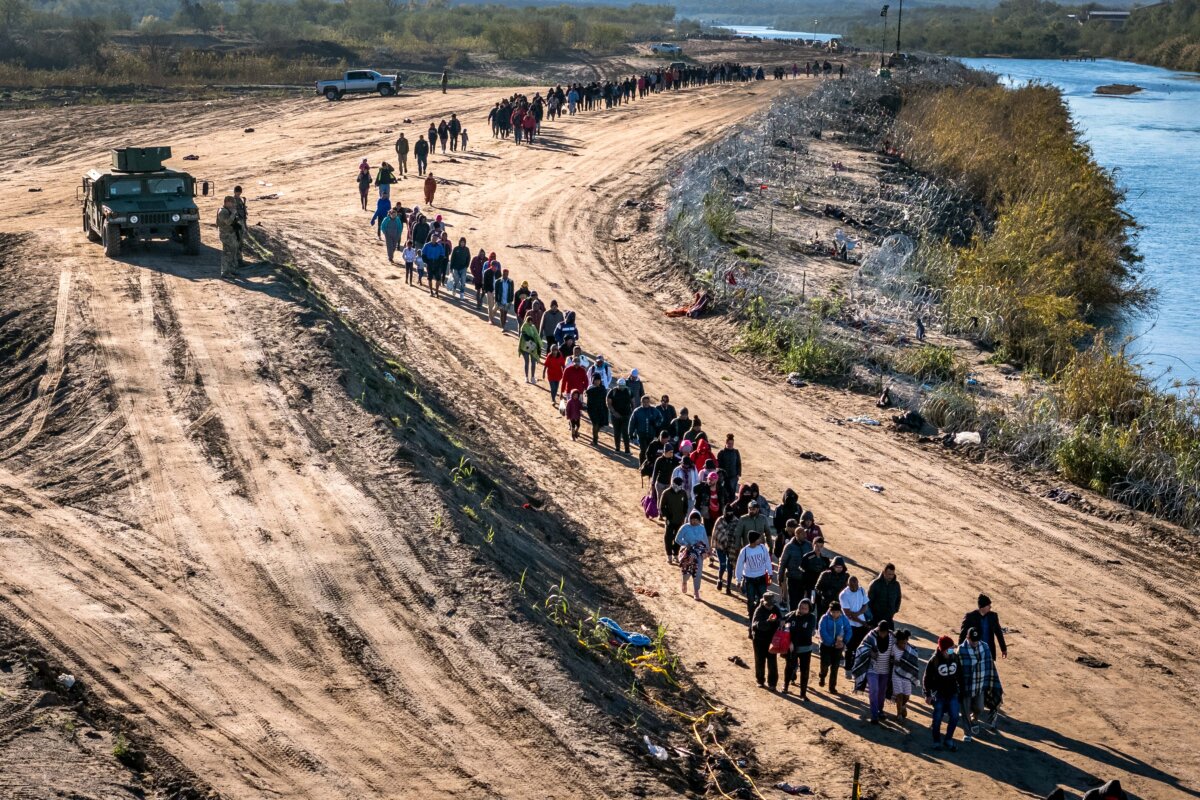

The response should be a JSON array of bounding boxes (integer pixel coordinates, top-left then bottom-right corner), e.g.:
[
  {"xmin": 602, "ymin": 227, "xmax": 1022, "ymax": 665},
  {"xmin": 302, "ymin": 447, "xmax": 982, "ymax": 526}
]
[{"xmin": 1, "ymin": 68, "xmax": 1198, "ymax": 800}]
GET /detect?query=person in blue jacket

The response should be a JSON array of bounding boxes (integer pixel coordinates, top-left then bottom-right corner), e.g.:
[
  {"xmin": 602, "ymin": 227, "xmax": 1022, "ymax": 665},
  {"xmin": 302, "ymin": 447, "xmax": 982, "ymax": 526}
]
[
  {"xmin": 421, "ymin": 237, "xmax": 445, "ymax": 298},
  {"xmin": 818, "ymin": 600, "xmax": 851, "ymax": 694}
]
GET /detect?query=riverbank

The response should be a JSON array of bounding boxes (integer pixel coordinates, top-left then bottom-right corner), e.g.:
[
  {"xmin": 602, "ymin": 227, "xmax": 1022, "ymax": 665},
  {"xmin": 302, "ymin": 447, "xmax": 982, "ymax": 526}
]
[{"xmin": 662, "ymin": 60, "xmax": 1200, "ymax": 530}]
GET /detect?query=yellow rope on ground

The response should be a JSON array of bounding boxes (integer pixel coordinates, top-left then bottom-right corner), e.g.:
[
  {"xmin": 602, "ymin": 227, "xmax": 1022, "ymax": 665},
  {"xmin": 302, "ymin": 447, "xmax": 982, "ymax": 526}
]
[{"xmin": 644, "ymin": 694, "xmax": 767, "ymax": 800}]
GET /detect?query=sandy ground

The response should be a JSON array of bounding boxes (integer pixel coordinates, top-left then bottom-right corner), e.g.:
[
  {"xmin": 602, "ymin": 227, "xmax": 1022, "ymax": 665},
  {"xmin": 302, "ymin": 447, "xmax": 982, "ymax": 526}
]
[{"xmin": 1, "ymin": 70, "xmax": 1198, "ymax": 800}]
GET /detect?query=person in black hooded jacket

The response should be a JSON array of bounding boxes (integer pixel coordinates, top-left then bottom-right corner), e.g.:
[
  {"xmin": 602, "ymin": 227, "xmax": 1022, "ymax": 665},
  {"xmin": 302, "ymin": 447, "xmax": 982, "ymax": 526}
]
[
  {"xmin": 773, "ymin": 488, "xmax": 802, "ymax": 557},
  {"xmin": 585, "ymin": 373, "xmax": 609, "ymax": 446}
]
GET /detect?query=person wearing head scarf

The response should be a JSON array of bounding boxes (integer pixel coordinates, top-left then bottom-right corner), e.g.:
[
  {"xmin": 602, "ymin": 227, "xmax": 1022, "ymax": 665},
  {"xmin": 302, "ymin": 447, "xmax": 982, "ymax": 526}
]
[
  {"xmin": 674, "ymin": 509, "xmax": 709, "ymax": 601},
  {"xmin": 923, "ymin": 635, "xmax": 966, "ymax": 751},
  {"xmin": 852, "ymin": 619, "xmax": 894, "ymax": 724},
  {"xmin": 814, "ymin": 556, "xmax": 849, "ymax": 621},
  {"xmin": 773, "ymin": 488, "xmax": 802, "ymax": 558}
]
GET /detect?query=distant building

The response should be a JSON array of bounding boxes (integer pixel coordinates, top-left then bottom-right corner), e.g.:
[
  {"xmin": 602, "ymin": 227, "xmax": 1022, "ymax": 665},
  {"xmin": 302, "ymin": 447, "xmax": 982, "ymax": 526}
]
[{"xmin": 1083, "ymin": 9, "xmax": 1131, "ymax": 22}]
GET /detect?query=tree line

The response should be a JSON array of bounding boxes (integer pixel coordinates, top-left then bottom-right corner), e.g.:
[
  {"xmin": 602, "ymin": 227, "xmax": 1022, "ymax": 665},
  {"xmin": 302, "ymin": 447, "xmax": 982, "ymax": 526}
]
[{"xmin": 844, "ymin": 0, "xmax": 1200, "ymax": 72}]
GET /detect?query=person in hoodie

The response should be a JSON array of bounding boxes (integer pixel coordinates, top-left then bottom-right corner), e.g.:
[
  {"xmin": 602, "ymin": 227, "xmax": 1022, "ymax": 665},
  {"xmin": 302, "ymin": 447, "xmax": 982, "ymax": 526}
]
[
  {"xmin": 540, "ymin": 300, "xmax": 564, "ymax": 348},
  {"xmin": 689, "ymin": 437, "xmax": 714, "ymax": 473},
  {"xmin": 671, "ymin": 451, "xmax": 698, "ymax": 499},
  {"xmin": 411, "ymin": 213, "xmax": 431, "ymax": 248},
  {"xmin": 469, "ymin": 248, "xmax": 487, "ymax": 309},
  {"xmin": 554, "ymin": 310, "xmax": 579, "ymax": 351},
  {"xmin": 778, "ymin": 520, "xmax": 807, "ymax": 609},
  {"xmin": 380, "ymin": 207, "xmax": 404, "ymax": 262},
  {"xmin": 818, "ymin": 600, "xmax": 851, "ymax": 694},
  {"xmin": 674, "ymin": 509, "xmax": 710, "ymax": 600},
  {"xmin": 814, "ymin": 556, "xmax": 849, "ymax": 621},
  {"xmin": 369, "ymin": 194, "xmax": 392, "ymax": 238},
  {"xmin": 626, "ymin": 368, "xmax": 645, "ymax": 407},
  {"xmin": 924, "ymin": 635, "xmax": 965, "ymax": 751},
  {"xmin": 669, "ymin": 408, "xmax": 692, "ymax": 444},
  {"xmin": 799, "ymin": 509, "xmax": 823, "ymax": 544},
  {"xmin": 735, "ymin": 529, "xmax": 774, "ymax": 623},
  {"xmin": 420, "ymin": 236, "xmax": 445, "ymax": 298},
  {"xmin": 565, "ymin": 388, "xmax": 583, "ymax": 440},
  {"xmin": 868, "ymin": 563, "xmax": 903, "ymax": 625},
  {"xmin": 783, "ymin": 596, "xmax": 816, "ymax": 699},
  {"xmin": 585, "ymin": 372, "xmax": 609, "ymax": 447},
  {"xmin": 750, "ymin": 593, "xmax": 783, "ymax": 691},
  {"xmin": 773, "ymin": 489, "xmax": 803, "ymax": 557},
  {"xmin": 414, "ymin": 134, "xmax": 430, "ymax": 176},
  {"xmin": 658, "ymin": 475, "xmax": 689, "ymax": 565}
]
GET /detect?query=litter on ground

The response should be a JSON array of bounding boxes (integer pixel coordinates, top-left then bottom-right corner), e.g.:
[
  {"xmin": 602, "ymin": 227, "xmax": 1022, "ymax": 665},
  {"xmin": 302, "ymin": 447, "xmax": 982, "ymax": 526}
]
[
  {"xmin": 848, "ymin": 416, "xmax": 880, "ymax": 426},
  {"xmin": 600, "ymin": 617, "xmax": 652, "ymax": 647},
  {"xmin": 864, "ymin": 483, "xmax": 885, "ymax": 493}
]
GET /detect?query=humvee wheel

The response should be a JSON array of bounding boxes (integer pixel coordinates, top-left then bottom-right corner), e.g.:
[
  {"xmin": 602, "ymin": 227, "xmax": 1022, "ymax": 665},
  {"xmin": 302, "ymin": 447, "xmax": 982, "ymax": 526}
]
[
  {"xmin": 183, "ymin": 221, "xmax": 200, "ymax": 255},
  {"xmin": 85, "ymin": 212, "xmax": 101, "ymax": 242},
  {"xmin": 103, "ymin": 223, "xmax": 122, "ymax": 257}
]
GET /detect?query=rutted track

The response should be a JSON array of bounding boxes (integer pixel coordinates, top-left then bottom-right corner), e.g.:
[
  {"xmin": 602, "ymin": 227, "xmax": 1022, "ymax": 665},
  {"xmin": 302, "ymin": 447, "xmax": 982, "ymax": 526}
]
[{"xmin": 1, "ymin": 76, "xmax": 1199, "ymax": 799}]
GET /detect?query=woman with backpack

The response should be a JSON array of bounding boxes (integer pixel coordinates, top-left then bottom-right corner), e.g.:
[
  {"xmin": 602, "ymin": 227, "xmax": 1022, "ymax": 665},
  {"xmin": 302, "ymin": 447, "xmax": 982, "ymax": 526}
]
[
  {"xmin": 674, "ymin": 510, "xmax": 709, "ymax": 600},
  {"xmin": 783, "ymin": 596, "xmax": 816, "ymax": 699}
]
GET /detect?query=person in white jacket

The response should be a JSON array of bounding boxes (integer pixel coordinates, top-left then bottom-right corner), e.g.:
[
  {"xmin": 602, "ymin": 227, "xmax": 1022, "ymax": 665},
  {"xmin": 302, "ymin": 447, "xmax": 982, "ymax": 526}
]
[{"xmin": 735, "ymin": 530, "xmax": 775, "ymax": 630}]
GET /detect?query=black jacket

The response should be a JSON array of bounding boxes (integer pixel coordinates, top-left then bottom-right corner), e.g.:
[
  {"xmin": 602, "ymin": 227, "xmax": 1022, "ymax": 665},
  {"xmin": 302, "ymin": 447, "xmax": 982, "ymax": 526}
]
[
  {"xmin": 959, "ymin": 609, "xmax": 1007, "ymax": 658},
  {"xmin": 585, "ymin": 385, "xmax": 609, "ymax": 425},
  {"xmin": 650, "ymin": 453, "xmax": 677, "ymax": 486},
  {"xmin": 655, "ymin": 404, "xmax": 676, "ymax": 434},
  {"xmin": 414, "ymin": 138, "xmax": 429, "ymax": 157},
  {"xmin": 774, "ymin": 491, "xmax": 802, "ymax": 535},
  {"xmin": 450, "ymin": 245, "xmax": 471, "ymax": 271},
  {"xmin": 786, "ymin": 610, "xmax": 816, "ymax": 650},
  {"xmin": 923, "ymin": 650, "xmax": 965, "ymax": 701},
  {"xmin": 717, "ymin": 446, "xmax": 741, "ymax": 483},
  {"xmin": 412, "ymin": 220, "xmax": 431, "ymax": 247},
  {"xmin": 607, "ymin": 386, "xmax": 633, "ymax": 418},
  {"xmin": 751, "ymin": 602, "xmax": 782, "ymax": 644},
  {"xmin": 799, "ymin": 550, "xmax": 830, "ymax": 593}
]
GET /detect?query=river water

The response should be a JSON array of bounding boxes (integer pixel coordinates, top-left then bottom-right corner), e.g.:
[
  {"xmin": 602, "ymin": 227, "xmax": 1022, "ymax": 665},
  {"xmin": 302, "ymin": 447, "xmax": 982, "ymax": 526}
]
[
  {"xmin": 963, "ymin": 58, "xmax": 1200, "ymax": 388},
  {"xmin": 730, "ymin": 26, "xmax": 841, "ymax": 42}
]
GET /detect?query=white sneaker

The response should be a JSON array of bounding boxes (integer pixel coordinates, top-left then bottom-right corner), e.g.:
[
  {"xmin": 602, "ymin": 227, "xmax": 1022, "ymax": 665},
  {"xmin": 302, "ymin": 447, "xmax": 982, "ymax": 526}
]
[{"xmin": 963, "ymin": 735, "xmax": 973, "ymax": 743}]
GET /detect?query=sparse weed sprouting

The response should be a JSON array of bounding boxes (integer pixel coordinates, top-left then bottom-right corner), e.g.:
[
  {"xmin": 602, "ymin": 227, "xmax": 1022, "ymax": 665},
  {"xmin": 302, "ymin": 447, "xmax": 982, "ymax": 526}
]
[
  {"xmin": 518, "ymin": 568, "xmax": 527, "ymax": 596},
  {"xmin": 433, "ymin": 512, "xmax": 444, "ymax": 530},
  {"xmin": 481, "ymin": 491, "xmax": 496, "ymax": 509},
  {"xmin": 450, "ymin": 456, "xmax": 474, "ymax": 486},
  {"xmin": 484, "ymin": 525, "xmax": 495, "ymax": 544},
  {"xmin": 461, "ymin": 505, "xmax": 479, "ymax": 522},
  {"xmin": 112, "ymin": 732, "xmax": 130, "ymax": 759}
]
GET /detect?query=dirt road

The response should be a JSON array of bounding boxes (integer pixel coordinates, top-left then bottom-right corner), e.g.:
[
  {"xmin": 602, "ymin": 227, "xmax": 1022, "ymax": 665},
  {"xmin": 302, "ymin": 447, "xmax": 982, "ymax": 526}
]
[{"xmin": 1, "ymin": 75, "xmax": 1198, "ymax": 799}]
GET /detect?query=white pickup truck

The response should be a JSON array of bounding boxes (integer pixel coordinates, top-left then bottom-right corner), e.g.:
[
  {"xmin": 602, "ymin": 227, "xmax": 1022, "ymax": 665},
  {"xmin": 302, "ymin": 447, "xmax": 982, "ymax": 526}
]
[{"xmin": 316, "ymin": 70, "xmax": 402, "ymax": 101}]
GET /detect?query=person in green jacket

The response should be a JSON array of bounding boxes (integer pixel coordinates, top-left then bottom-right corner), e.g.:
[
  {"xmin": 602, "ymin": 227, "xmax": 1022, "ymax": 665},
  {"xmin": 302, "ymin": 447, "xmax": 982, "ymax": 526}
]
[
  {"xmin": 518, "ymin": 312, "xmax": 542, "ymax": 384},
  {"xmin": 380, "ymin": 207, "xmax": 404, "ymax": 263}
]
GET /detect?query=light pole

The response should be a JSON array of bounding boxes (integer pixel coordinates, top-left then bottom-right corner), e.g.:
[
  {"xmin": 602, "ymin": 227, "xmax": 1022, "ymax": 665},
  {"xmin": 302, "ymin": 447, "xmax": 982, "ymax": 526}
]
[
  {"xmin": 896, "ymin": 0, "xmax": 903, "ymax": 54},
  {"xmin": 879, "ymin": 5, "xmax": 889, "ymax": 70}
]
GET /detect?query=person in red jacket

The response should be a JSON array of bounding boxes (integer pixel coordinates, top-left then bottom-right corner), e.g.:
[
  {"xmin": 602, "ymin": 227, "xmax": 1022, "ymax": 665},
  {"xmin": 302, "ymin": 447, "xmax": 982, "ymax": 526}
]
[
  {"xmin": 565, "ymin": 389, "xmax": 583, "ymax": 440},
  {"xmin": 521, "ymin": 112, "xmax": 537, "ymax": 145},
  {"xmin": 542, "ymin": 344, "xmax": 566, "ymax": 405},
  {"xmin": 561, "ymin": 355, "xmax": 589, "ymax": 399}
]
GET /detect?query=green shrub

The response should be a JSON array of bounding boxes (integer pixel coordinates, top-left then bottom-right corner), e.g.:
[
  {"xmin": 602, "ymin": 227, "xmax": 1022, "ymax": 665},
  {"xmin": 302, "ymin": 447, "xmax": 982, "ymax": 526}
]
[
  {"xmin": 1054, "ymin": 420, "xmax": 1132, "ymax": 493},
  {"xmin": 780, "ymin": 328, "xmax": 855, "ymax": 381},
  {"xmin": 898, "ymin": 344, "xmax": 963, "ymax": 383}
]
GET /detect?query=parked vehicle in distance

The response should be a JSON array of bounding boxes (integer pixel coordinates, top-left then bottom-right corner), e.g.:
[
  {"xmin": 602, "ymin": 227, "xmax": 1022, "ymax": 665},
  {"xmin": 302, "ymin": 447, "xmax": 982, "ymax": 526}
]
[
  {"xmin": 316, "ymin": 70, "xmax": 402, "ymax": 101},
  {"xmin": 650, "ymin": 42, "xmax": 682, "ymax": 55},
  {"xmin": 79, "ymin": 146, "xmax": 210, "ymax": 258}
]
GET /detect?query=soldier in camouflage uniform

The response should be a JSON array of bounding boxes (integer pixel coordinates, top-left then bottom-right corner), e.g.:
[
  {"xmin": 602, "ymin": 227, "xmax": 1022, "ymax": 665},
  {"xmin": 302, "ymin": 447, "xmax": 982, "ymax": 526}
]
[{"xmin": 216, "ymin": 195, "xmax": 240, "ymax": 276}]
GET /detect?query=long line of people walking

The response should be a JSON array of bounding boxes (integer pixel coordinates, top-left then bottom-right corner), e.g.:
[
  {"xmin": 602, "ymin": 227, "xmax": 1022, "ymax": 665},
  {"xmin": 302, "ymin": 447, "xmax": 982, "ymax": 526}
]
[{"xmin": 353, "ymin": 62, "xmax": 1009, "ymax": 758}]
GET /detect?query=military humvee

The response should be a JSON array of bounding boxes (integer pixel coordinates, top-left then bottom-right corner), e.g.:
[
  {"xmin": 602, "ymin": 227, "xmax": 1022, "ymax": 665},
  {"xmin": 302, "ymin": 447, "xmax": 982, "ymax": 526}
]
[{"xmin": 80, "ymin": 146, "xmax": 210, "ymax": 257}]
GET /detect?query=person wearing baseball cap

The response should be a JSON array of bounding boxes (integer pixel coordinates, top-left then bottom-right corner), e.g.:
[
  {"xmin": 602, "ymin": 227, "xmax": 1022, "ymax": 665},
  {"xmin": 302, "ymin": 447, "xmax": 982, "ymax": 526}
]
[{"xmin": 924, "ymin": 635, "xmax": 966, "ymax": 751}]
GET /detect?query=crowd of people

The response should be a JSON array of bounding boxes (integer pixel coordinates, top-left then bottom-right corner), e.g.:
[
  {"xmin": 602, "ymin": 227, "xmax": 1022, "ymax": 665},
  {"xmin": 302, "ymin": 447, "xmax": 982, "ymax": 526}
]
[{"xmin": 352, "ymin": 63, "xmax": 1013, "ymax": 758}]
